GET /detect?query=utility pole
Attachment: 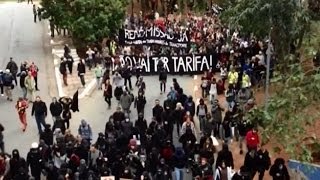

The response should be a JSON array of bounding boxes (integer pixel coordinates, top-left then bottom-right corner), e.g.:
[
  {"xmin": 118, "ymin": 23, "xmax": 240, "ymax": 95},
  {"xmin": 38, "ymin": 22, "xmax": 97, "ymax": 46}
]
[{"xmin": 265, "ymin": 27, "xmax": 273, "ymax": 111}]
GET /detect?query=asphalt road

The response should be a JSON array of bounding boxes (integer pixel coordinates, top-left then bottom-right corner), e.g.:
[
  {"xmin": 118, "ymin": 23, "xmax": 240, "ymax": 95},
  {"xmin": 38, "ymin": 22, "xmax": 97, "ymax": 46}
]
[
  {"xmin": 0, "ymin": 2, "xmax": 53, "ymax": 157},
  {"xmin": 0, "ymin": 4, "xmax": 201, "ymax": 177}
]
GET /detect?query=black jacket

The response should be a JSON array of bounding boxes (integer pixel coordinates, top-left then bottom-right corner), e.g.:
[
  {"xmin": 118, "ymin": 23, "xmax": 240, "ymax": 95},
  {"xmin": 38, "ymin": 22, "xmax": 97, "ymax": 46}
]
[
  {"xmin": 40, "ymin": 128, "xmax": 53, "ymax": 146},
  {"xmin": 31, "ymin": 101, "xmax": 47, "ymax": 116},
  {"xmin": 269, "ymin": 158, "xmax": 290, "ymax": 180},
  {"xmin": 152, "ymin": 105, "xmax": 164, "ymax": 122},
  {"xmin": 50, "ymin": 102, "xmax": 63, "ymax": 117},
  {"xmin": 6, "ymin": 61, "xmax": 18, "ymax": 74},
  {"xmin": 256, "ymin": 149, "xmax": 271, "ymax": 171},
  {"xmin": 19, "ymin": 73, "xmax": 26, "ymax": 88},
  {"xmin": 77, "ymin": 63, "xmax": 86, "ymax": 75}
]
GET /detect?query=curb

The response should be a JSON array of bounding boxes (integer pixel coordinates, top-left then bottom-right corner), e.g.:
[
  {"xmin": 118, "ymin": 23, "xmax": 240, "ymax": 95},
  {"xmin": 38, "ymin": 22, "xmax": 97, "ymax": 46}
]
[{"xmin": 52, "ymin": 47, "xmax": 96, "ymax": 99}]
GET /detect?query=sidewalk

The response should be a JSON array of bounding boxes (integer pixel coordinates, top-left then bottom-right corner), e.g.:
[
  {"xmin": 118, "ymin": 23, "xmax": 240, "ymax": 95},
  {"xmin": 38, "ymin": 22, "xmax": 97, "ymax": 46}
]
[{"xmin": 50, "ymin": 36, "xmax": 96, "ymax": 98}]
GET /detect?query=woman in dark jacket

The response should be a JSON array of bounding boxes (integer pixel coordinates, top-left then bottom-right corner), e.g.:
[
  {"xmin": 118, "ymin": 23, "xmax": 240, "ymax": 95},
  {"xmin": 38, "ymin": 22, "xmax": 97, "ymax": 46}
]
[
  {"xmin": 269, "ymin": 158, "xmax": 290, "ymax": 180},
  {"xmin": 77, "ymin": 59, "xmax": 86, "ymax": 87},
  {"xmin": 216, "ymin": 143, "xmax": 234, "ymax": 169}
]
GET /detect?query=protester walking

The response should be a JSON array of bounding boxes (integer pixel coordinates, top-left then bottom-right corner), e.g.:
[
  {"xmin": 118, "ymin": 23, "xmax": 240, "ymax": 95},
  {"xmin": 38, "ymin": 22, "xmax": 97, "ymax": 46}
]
[
  {"xmin": 29, "ymin": 62, "xmax": 39, "ymax": 91},
  {"xmin": 59, "ymin": 57, "xmax": 68, "ymax": 86},
  {"xmin": 31, "ymin": 96, "xmax": 48, "ymax": 134},
  {"xmin": 6, "ymin": 57, "xmax": 18, "ymax": 86},
  {"xmin": 24, "ymin": 71, "xmax": 36, "ymax": 102},
  {"xmin": 103, "ymin": 79, "xmax": 112, "ymax": 109},
  {"xmin": 49, "ymin": 97, "xmax": 63, "ymax": 123},
  {"xmin": 94, "ymin": 64, "xmax": 104, "ymax": 90},
  {"xmin": 77, "ymin": 59, "xmax": 86, "ymax": 87},
  {"xmin": 33, "ymin": 5, "xmax": 37, "ymax": 23},
  {"xmin": 3, "ymin": 69, "xmax": 13, "ymax": 101},
  {"xmin": 78, "ymin": 119, "xmax": 92, "ymax": 143},
  {"xmin": 19, "ymin": 71, "xmax": 27, "ymax": 99},
  {"xmin": 159, "ymin": 67, "xmax": 167, "ymax": 94},
  {"xmin": 15, "ymin": 97, "xmax": 29, "ymax": 132}
]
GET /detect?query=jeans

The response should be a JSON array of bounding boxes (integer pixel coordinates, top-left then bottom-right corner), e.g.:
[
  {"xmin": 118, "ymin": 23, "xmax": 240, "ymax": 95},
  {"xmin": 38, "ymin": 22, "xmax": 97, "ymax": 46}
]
[
  {"xmin": 174, "ymin": 167, "xmax": 183, "ymax": 180},
  {"xmin": 160, "ymin": 81, "xmax": 166, "ymax": 92},
  {"xmin": 35, "ymin": 114, "xmax": 46, "ymax": 133},
  {"xmin": 21, "ymin": 87, "xmax": 27, "ymax": 99},
  {"xmin": 124, "ymin": 77, "xmax": 132, "ymax": 89},
  {"xmin": 79, "ymin": 75, "xmax": 85, "ymax": 86},
  {"xmin": 104, "ymin": 96, "xmax": 111, "ymax": 107},
  {"xmin": 198, "ymin": 115, "xmax": 206, "ymax": 132}
]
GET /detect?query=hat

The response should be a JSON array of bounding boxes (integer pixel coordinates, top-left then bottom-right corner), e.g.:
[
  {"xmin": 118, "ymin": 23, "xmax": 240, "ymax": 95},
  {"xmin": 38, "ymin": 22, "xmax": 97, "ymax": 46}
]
[
  {"xmin": 230, "ymin": 50, "xmax": 234, "ymax": 54},
  {"xmin": 5, "ymin": 69, "xmax": 10, "ymax": 73},
  {"xmin": 31, "ymin": 142, "xmax": 39, "ymax": 149}
]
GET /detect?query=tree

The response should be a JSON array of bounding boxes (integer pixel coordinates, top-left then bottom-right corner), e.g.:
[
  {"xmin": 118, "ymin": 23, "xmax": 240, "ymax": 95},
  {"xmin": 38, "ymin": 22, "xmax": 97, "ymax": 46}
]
[
  {"xmin": 221, "ymin": 0, "xmax": 320, "ymax": 161},
  {"xmin": 41, "ymin": 0, "xmax": 127, "ymax": 46},
  {"xmin": 221, "ymin": 0, "xmax": 310, "ymax": 68}
]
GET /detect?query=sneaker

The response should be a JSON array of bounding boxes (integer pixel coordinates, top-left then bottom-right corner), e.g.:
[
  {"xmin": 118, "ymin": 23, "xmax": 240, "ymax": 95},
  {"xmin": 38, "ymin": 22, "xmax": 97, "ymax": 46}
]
[{"xmin": 1, "ymin": 94, "xmax": 3, "ymax": 96}]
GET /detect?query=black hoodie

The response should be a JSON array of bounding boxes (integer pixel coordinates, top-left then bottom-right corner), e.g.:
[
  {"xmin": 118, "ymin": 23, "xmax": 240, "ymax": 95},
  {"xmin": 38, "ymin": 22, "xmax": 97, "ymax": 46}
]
[{"xmin": 9, "ymin": 149, "xmax": 27, "ymax": 178}]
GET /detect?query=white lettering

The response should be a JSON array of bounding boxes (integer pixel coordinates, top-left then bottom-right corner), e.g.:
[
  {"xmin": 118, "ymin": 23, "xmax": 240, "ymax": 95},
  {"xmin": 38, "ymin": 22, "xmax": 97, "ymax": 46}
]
[
  {"xmin": 200, "ymin": 56, "xmax": 210, "ymax": 71},
  {"xmin": 172, "ymin": 57, "xmax": 179, "ymax": 72},
  {"xmin": 185, "ymin": 56, "xmax": 193, "ymax": 72},
  {"xmin": 177, "ymin": 57, "xmax": 186, "ymax": 72}
]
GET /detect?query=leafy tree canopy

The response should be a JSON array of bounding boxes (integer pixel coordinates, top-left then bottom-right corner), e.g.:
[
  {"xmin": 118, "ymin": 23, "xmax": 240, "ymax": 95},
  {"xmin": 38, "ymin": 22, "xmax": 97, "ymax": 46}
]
[
  {"xmin": 221, "ymin": 0, "xmax": 320, "ymax": 161},
  {"xmin": 41, "ymin": 0, "xmax": 127, "ymax": 45}
]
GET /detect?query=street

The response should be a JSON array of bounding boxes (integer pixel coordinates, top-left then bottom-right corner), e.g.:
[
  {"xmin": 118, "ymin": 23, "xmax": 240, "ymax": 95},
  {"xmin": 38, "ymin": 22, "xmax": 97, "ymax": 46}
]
[
  {"xmin": 0, "ymin": 2, "xmax": 53, "ymax": 157},
  {"xmin": 0, "ymin": 2, "xmax": 200, "ymax": 165}
]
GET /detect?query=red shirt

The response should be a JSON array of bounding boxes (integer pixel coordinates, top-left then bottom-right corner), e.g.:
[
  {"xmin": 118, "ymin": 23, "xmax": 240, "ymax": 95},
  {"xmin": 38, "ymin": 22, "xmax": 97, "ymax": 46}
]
[{"xmin": 246, "ymin": 130, "xmax": 260, "ymax": 149}]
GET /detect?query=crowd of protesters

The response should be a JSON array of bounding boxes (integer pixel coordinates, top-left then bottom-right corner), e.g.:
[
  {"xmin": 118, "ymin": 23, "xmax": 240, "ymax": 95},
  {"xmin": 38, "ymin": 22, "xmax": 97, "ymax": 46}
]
[{"xmin": 0, "ymin": 7, "xmax": 293, "ymax": 180}]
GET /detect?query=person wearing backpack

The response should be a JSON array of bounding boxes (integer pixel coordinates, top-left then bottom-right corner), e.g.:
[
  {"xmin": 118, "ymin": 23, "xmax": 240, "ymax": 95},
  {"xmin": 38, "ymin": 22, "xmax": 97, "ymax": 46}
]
[
  {"xmin": 3, "ymin": 69, "xmax": 14, "ymax": 101},
  {"xmin": 78, "ymin": 119, "xmax": 92, "ymax": 144}
]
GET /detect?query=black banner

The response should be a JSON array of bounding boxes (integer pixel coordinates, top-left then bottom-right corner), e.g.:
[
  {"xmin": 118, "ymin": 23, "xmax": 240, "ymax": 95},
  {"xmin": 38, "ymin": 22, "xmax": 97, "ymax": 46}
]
[
  {"xmin": 113, "ymin": 54, "xmax": 218, "ymax": 75},
  {"xmin": 119, "ymin": 27, "xmax": 190, "ymax": 48}
]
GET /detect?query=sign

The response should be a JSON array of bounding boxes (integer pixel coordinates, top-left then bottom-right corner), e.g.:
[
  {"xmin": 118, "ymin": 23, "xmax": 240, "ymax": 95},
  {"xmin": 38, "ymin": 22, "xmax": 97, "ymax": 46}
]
[
  {"xmin": 113, "ymin": 54, "xmax": 218, "ymax": 75},
  {"xmin": 119, "ymin": 27, "xmax": 190, "ymax": 48}
]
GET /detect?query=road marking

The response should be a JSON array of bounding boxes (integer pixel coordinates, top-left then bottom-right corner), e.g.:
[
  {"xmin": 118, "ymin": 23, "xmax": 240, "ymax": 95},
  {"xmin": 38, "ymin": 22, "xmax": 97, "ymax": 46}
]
[
  {"xmin": 79, "ymin": 79, "xmax": 96, "ymax": 99},
  {"xmin": 54, "ymin": 66, "xmax": 66, "ymax": 97}
]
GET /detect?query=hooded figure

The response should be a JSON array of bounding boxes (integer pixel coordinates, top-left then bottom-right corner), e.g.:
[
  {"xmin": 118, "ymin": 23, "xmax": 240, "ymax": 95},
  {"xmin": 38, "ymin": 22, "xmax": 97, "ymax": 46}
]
[
  {"xmin": 27, "ymin": 142, "xmax": 42, "ymax": 180},
  {"xmin": 172, "ymin": 147, "xmax": 186, "ymax": 180},
  {"xmin": 184, "ymin": 96, "xmax": 195, "ymax": 117},
  {"xmin": 77, "ymin": 159, "xmax": 88, "ymax": 180},
  {"xmin": 269, "ymin": 158, "xmax": 290, "ymax": 180},
  {"xmin": 40, "ymin": 124, "xmax": 53, "ymax": 146},
  {"xmin": 216, "ymin": 143, "xmax": 234, "ymax": 169},
  {"xmin": 71, "ymin": 90, "xmax": 79, "ymax": 112},
  {"xmin": 8, "ymin": 149, "xmax": 27, "ymax": 179},
  {"xmin": 78, "ymin": 119, "xmax": 92, "ymax": 142}
]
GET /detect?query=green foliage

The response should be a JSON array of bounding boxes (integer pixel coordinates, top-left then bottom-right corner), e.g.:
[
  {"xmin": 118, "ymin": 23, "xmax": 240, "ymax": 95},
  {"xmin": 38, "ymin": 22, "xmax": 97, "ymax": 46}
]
[
  {"xmin": 220, "ymin": 0, "xmax": 311, "ymax": 64},
  {"xmin": 40, "ymin": 0, "xmax": 127, "ymax": 45},
  {"xmin": 246, "ymin": 63, "xmax": 320, "ymax": 161}
]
